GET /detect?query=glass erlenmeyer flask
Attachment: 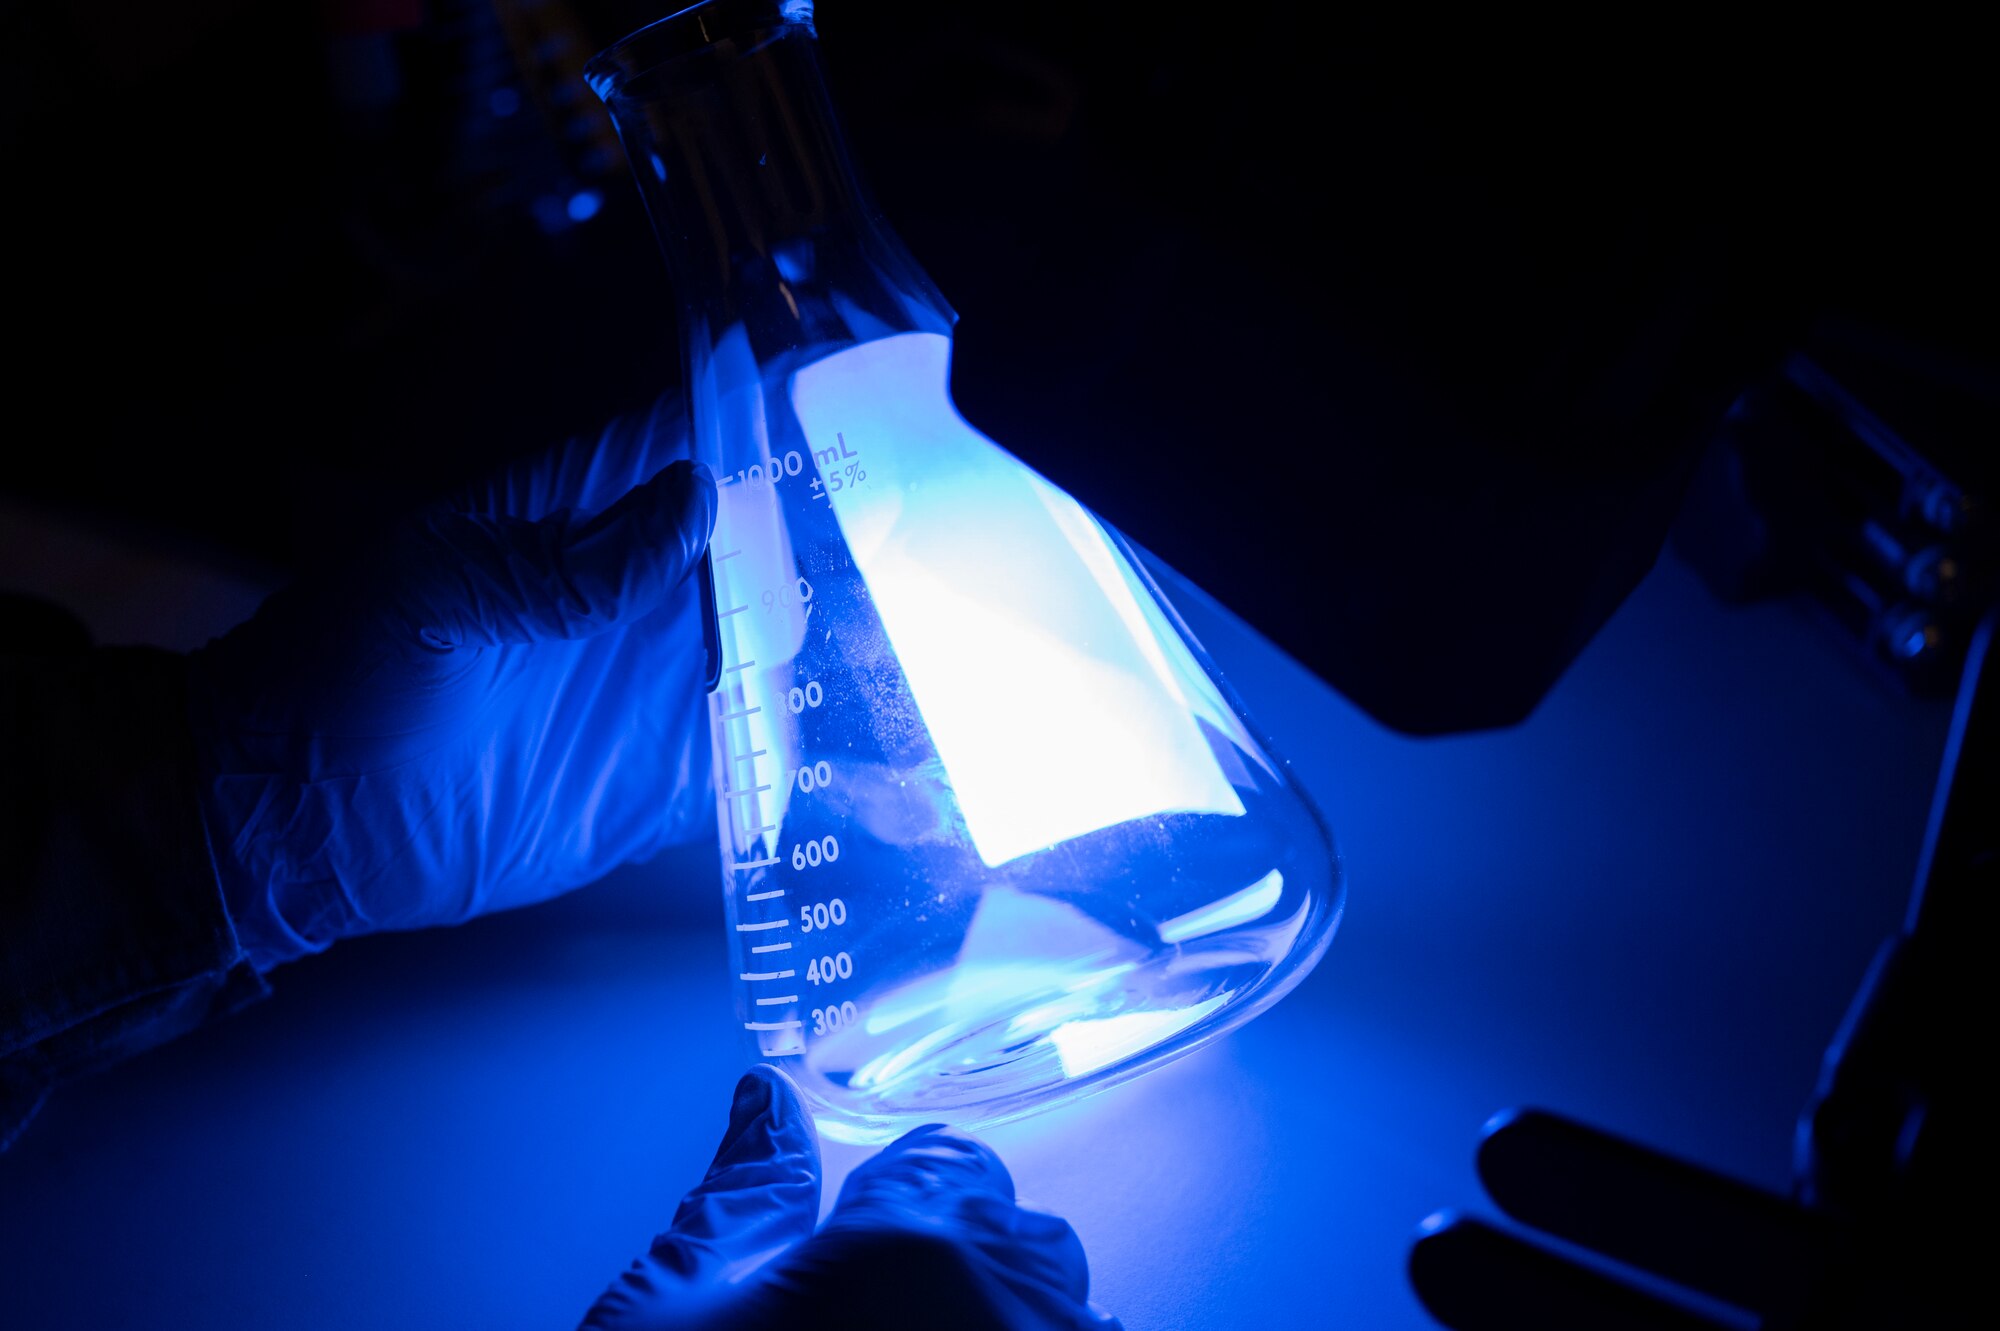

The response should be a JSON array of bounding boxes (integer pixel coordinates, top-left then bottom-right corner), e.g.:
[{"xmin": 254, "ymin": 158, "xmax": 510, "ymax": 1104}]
[{"xmin": 587, "ymin": 0, "xmax": 1343, "ymax": 1143}]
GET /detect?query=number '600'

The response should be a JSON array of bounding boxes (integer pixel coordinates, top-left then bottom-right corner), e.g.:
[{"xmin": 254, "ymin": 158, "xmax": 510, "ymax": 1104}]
[{"xmin": 792, "ymin": 835, "xmax": 840, "ymax": 870}]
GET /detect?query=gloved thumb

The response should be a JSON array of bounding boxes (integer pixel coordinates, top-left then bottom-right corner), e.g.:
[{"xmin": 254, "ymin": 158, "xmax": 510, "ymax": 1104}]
[
  {"xmin": 820, "ymin": 1126, "xmax": 1112, "ymax": 1328},
  {"xmin": 409, "ymin": 458, "xmax": 715, "ymax": 649},
  {"xmin": 580, "ymin": 1064, "xmax": 821, "ymax": 1330}
]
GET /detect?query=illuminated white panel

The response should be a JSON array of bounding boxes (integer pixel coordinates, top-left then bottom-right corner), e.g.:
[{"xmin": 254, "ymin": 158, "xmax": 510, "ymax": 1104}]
[
  {"xmin": 1049, "ymin": 995, "xmax": 1230, "ymax": 1079},
  {"xmin": 1157, "ymin": 870, "xmax": 1284, "ymax": 944},
  {"xmin": 790, "ymin": 333, "xmax": 1244, "ymax": 867},
  {"xmin": 858, "ymin": 888, "xmax": 1140, "ymax": 1041},
  {"xmin": 842, "ymin": 890, "xmax": 1144, "ymax": 1091},
  {"xmin": 1026, "ymin": 476, "xmax": 1255, "ymax": 759}
]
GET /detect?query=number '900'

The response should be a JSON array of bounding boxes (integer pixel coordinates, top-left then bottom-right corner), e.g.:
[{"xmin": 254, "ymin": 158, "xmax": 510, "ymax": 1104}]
[{"xmin": 811, "ymin": 1001, "xmax": 859, "ymax": 1035}]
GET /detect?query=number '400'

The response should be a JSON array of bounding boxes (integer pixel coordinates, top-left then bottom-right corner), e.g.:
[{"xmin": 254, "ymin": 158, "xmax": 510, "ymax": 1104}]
[{"xmin": 807, "ymin": 952, "xmax": 853, "ymax": 985}]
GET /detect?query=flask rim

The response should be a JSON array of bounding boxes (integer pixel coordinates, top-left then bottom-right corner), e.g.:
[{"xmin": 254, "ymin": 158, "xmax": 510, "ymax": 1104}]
[{"xmin": 585, "ymin": 0, "xmax": 817, "ymax": 101}]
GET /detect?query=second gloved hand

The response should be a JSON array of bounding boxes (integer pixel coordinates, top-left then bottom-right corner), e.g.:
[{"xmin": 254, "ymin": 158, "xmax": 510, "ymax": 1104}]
[
  {"xmin": 189, "ymin": 398, "xmax": 717, "ymax": 971},
  {"xmin": 582, "ymin": 1065, "xmax": 1121, "ymax": 1331}
]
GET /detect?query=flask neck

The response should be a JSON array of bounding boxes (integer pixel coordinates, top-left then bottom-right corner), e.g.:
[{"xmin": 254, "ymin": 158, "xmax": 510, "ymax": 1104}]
[{"xmin": 589, "ymin": 4, "xmax": 949, "ymax": 351}]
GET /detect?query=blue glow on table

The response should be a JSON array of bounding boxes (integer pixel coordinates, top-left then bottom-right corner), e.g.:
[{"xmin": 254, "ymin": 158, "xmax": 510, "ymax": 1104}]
[{"xmin": 0, "ymin": 545, "xmax": 1950, "ymax": 1329}]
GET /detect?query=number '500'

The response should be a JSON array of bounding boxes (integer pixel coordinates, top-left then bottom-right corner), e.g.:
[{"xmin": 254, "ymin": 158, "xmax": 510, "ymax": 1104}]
[{"xmin": 800, "ymin": 898, "xmax": 847, "ymax": 932}]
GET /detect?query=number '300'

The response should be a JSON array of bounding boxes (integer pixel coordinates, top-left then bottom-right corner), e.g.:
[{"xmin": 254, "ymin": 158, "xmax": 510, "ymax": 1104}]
[{"xmin": 812, "ymin": 1001, "xmax": 859, "ymax": 1035}]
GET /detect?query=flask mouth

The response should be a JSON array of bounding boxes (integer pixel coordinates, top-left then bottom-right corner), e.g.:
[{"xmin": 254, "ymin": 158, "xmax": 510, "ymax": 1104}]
[{"xmin": 585, "ymin": 0, "xmax": 817, "ymax": 101}]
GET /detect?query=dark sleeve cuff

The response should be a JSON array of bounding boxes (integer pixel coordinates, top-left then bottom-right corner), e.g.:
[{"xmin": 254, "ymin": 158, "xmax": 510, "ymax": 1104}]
[{"xmin": 1, "ymin": 645, "xmax": 264, "ymax": 1149}]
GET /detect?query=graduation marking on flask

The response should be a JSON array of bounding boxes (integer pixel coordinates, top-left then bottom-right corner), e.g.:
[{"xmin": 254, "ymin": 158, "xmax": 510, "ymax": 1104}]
[{"xmin": 705, "ymin": 432, "xmax": 872, "ymax": 1064}]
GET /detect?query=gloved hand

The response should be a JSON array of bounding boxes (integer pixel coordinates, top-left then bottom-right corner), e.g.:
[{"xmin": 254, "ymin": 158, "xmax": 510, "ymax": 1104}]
[
  {"xmin": 582, "ymin": 1065, "xmax": 1121, "ymax": 1331},
  {"xmin": 189, "ymin": 397, "xmax": 717, "ymax": 971}
]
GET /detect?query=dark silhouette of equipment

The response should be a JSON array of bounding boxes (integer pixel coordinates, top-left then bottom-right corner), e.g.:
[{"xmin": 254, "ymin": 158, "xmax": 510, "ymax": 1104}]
[{"xmin": 1410, "ymin": 605, "xmax": 1996, "ymax": 1328}]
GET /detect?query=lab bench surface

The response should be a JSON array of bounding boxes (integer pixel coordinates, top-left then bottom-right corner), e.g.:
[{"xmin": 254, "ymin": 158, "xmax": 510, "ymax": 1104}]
[{"xmin": 0, "ymin": 539, "xmax": 1949, "ymax": 1330}]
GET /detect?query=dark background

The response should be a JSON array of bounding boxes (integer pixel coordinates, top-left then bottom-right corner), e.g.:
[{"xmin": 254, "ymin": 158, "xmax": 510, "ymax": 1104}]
[
  {"xmin": 4, "ymin": 1, "xmax": 1993, "ymax": 730},
  {"xmin": 0, "ymin": 9, "xmax": 1983, "ymax": 1325}
]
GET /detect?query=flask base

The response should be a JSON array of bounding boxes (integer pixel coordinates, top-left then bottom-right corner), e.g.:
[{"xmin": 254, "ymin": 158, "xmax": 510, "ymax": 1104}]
[{"xmin": 799, "ymin": 917, "xmax": 1308, "ymax": 1144}]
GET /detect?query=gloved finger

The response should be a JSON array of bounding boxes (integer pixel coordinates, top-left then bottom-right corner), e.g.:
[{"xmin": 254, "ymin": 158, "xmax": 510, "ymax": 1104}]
[
  {"xmin": 769, "ymin": 1224, "xmax": 1122, "ymax": 1331},
  {"xmin": 409, "ymin": 459, "xmax": 716, "ymax": 648},
  {"xmin": 986, "ymin": 1200, "xmax": 1096, "ymax": 1309},
  {"xmin": 659, "ymin": 1064, "xmax": 822, "ymax": 1269},
  {"xmin": 825, "ymin": 1126, "xmax": 1094, "ymax": 1308},
  {"xmin": 578, "ymin": 1065, "xmax": 821, "ymax": 1331},
  {"xmin": 824, "ymin": 1124, "xmax": 1017, "ymax": 1228},
  {"xmin": 456, "ymin": 391, "xmax": 692, "ymax": 521}
]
